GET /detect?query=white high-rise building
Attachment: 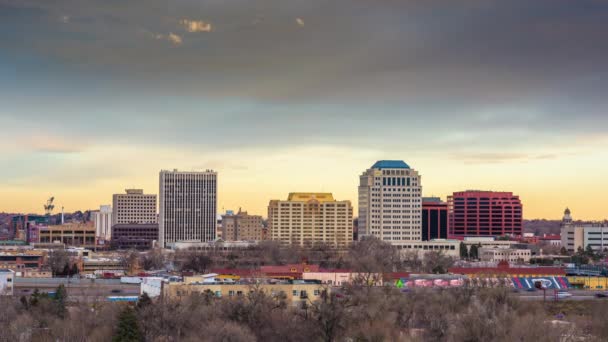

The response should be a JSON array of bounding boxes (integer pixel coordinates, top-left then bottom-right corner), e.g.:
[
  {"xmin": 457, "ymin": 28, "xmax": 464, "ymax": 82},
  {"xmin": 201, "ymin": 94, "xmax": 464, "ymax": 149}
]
[
  {"xmin": 159, "ymin": 169, "xmax": 217, "ymax": 248},
  {"xmin": 91, "ymin": 205, "xmax": 113, "ymax": 240},
  {"xmin": 112, "ymin": 189, "xmax": 157, "ymax": 225},
  {"xmin": 358, "ymin": 160, "xmax": 422, "ymax": 243}
]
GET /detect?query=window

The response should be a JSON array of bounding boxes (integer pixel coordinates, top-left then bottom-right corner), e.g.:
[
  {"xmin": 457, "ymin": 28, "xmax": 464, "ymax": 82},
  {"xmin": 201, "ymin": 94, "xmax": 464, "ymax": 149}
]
[
  {"xmin": 293, "ymin": 290, "xmax": 299, "ymax": 296},
  {"xmin": 229, "ymin": 290, "xmax": 235, "ymax": 297}
]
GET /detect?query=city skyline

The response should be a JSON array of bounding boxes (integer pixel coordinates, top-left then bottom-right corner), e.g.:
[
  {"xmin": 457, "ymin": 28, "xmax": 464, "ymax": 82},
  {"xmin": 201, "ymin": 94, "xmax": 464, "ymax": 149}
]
[{"xmin": 2, "ymin": 0, "xmax": 608, "ymax": 220}]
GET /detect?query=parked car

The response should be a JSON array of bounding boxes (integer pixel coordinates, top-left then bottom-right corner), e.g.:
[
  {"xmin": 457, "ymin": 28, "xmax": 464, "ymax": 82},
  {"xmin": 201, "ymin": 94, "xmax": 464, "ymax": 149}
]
[
  {"xmin": 556, "ymin": 291, "xmax": 572, "ymax": 299},
  {"xmin": 595, "ymin": 292, "xmax": 608, "ymax": 298}
]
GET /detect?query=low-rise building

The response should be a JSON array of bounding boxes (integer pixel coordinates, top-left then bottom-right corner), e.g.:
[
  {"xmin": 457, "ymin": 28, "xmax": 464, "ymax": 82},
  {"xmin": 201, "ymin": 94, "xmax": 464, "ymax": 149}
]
[
  {"xmin": 393, "ymin": 240, "xmax": 461, "ymax": 258},
  {"xmin": 82, "ymin": 257, "xmax": 125, "ymax": 275},
  {"xmin": 111, "ymin": 223, "xmax": 159, "ymax": 250},
  {"xmin": 479, "ymin": 247, "xmax": 531, "ymax": 263},
  {"xmin": 302, "ymin": 271, "xmax": 383, "ymax": 286},
  {"xmin": 462, "ymin": 237, "xmax": 520, "ymax": 249},
  {"xmin": 0, "ymin": 251, "xmax": 45, "ymax": 271},
  {"xmin": 39, "ymin": 223, "xmax": 97, "ymax": 248},
  {"xmin": 169, "ymin": 240, "xmax": 257, "ymax": 251},
  {"xmin": 539, "ymin": 234, "xmax": 562, "ymax": 247},
  {"xmin": 0, "ymin": 269, "xmax": 14, "ymax": 295},
  {"xmin": 163, "ymin": 281, "xmax": 328, "ymax": 306}
]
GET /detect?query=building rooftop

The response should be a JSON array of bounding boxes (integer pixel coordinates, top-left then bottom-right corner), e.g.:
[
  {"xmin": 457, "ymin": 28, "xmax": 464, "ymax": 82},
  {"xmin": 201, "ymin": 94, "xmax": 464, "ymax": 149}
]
[
  {"xmin": 371, "ymin": 160, "xmax": 410, "ymax": 169},
  {"xmin": 287, "ymin": 193, "xmax": 335, "ymax": 202}
]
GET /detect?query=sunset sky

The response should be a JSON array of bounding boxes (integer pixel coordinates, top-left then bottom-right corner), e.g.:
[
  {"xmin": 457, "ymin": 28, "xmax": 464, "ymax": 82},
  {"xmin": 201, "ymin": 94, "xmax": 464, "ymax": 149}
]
[{"xmin": 1, "ymin": 0, "xmax": 607, "ymax": 219}]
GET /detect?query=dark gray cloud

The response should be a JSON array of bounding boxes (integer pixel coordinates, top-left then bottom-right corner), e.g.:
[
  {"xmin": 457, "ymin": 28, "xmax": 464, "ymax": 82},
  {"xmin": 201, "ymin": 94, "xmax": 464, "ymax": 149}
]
[{"xmin": 1, "ymin": 0, "xmax": 608, "ymax": 154}]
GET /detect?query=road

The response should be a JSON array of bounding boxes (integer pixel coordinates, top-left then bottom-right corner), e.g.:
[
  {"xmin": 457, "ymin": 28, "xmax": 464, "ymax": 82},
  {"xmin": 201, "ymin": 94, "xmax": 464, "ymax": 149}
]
[
  {"xmin": 515, "ymin": 289, "xmax": 606, "ymax": 301},
  {"xmin": 14, "ymin": 278, "xmax": 140, "ymax": 301}
]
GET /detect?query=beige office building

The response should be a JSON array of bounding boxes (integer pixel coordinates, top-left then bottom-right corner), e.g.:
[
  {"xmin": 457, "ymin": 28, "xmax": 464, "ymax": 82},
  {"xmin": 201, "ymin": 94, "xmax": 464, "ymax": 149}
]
[
  {"xmin": 221, "ymin": 210, "xmax": 265, "ymax": 241},
  {"xmin": 268, "ymin": 193, "xmax": 353, "ymax": 248},
  {"xmin": 358, "ymin": 160, "xmax": 422, "ymax": 243},
  {"xmin": 112, "ymin": 189, "xmax": 157, "ymax": 225}
]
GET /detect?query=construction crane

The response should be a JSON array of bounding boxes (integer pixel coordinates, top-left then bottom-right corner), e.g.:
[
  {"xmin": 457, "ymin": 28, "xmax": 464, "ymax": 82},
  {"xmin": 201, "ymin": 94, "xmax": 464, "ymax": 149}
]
[{"xmin": 44, "ymin": 197, "xmax": 55, "ymax": 216}]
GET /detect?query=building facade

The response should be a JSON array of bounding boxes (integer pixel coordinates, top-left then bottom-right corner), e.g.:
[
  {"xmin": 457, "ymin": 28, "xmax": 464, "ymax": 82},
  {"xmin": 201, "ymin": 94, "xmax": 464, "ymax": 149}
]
[
  {"xmin": 479, "ymin": 247, "xmax": 532, "ymax": 263},
  {"xmin": 91, "ymin": 205, "xmax": 113, "ymax": 241},
  {"xmin": 159, "ymin": 170, "xmax": 217, "ymax": 248},
  {"xmin": 560, "ymin": 209, "xmax": 608, "ymax": 253},
  {"xmin": 268, "ymin": 193, "xmax": 353, "ymax": 248},
  {"xmin": 39, "ymin": 223, "xmax": 97, "ymax": 248},
  {"xmin": 112, "ymin": 189, "xmax": 157, "ymax": 226},
  {"xmin": 221, "ymin": 210, "xmax": 265, "ymax": 241},
  {"xmin": 0, "ymin": 252, "xmax": 44, "ymax": 271},
  {"xmin": 358, "ymin": 160, "xmax": 422, "ymax": 243},
  {"xmin": 422, "ymin": 197, "xmax": 448, "ymax": 241},
  {"xmin": 111, "ymin": 223, "xmax": 159, "ymax": 249},
  {"xmin": 164, "ymin": 282, "xmax": 328, "ymax": 306},
  {"xmin": 448, "ymin": 191, "xmax": 523, "ymax": 237},
  {"xmin": 0, "ymin": 269, "xmax": 14, "ymax": 296}
]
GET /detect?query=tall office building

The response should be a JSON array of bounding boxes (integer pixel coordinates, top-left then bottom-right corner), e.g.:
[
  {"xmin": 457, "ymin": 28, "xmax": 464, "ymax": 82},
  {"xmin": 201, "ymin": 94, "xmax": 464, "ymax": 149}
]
[
  {"xmin": 221, "ymin": 210, "xmax": 265, "ymax": 241},
  {"xmin": 112, "ymin": 189, "xmax": 157, "ymax": 225},
  {"xmin": 422, "ymin": 198, "xmax": 448, "ymax": 241},
  {"xmin": 358, "ymin": 160, "xmax": 422, "ymax": 243},
  {"xmin": 448, "ymin": 191, "xmax": 523, "ymax": 237},
  {"xmin": 91, "ymin": 205, "xmax": 113, "ymax": 240},
  {"xmin": 159, "ymin": 169, "xmax": 217, "ymax": 248},
  {"xmin": 268, "ymin": 193, "xmax": 353, "ymax": 248}
]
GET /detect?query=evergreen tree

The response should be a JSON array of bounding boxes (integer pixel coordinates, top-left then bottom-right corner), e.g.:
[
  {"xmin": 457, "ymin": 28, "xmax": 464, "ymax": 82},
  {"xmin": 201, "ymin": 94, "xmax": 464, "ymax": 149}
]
[
  {"xmin": 29, "ymin": 288, "xmax": 41, "ymax": 307},
  {"xmin": 136, "ymin": 292, "xmax": 152, "ymax": 310},
  {"xmin": 560, "ymin": 247, "xmax": 568, "ymax": 256},
  {"xmin": 459, "ymin": 242, "xmax": 468, "ymax": 259},
  {"xmin": 113, "ymin": 306, "xmax": 142, "ymax": 342},
  {"xmin": 62, "ymin": 263, "xmax": 70, "ymax": 277},
  {"xmin": 469, "ymin": 244, "xmax": 479, "ymax": 260},
  {"xmin": 54, "ymin": 284, "xmax": 67, "ymax": 318},
  {"xmin": 585, "ymin": 245, "xmax": 595, "ymax": 258},
  {"xmin": 20, "ymin": 295, "xmax": 29, "ymax": 310},
  {"xmin": 71, "ymin": 263, "xmax": 80, "ymax": 277}
]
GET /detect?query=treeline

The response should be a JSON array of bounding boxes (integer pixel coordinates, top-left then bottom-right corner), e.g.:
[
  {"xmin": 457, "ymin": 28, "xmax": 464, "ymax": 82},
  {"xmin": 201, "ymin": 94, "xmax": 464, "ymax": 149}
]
[
  {"xmin": 3, "ymin": 284, "xmax": 608, "ymax": 341},
  {"xmin": 122, "ymin": 238, "xmax": 456, "ymax": 275}
]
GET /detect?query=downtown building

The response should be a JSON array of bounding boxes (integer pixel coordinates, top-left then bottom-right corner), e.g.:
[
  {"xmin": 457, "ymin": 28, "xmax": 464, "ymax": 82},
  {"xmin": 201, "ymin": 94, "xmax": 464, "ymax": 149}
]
[
  {"xmin": 561, "ymin": 208, "xmax": 608, "ymax": 253},
  {"xmin": 358, "ymin": 160, "xmax": 422, "ymax": 242},
  {"xmin": 91, "ymin": 205, "xmax": 112, "ymax": 241},
  {"xmin": 221, "ymin": 210, "xmax": 265, "ymax": 241},
  {"xmin": 112, "ymin": 189, "xmax": 157, "ymax": 225},
  {"xmin": 422, "ymin": 197, "xmax": 449, "ymax": 241},
  {"xmin": 159, "ymin": 169, "xmax": 217, "ymax": 248},
  {"xmin": 268, "ymin": 193, "xmax": 353, "ymax": 248},
  {"xmin": 448, "ymin": 191, "xmax": 523, "ymax": 237}
]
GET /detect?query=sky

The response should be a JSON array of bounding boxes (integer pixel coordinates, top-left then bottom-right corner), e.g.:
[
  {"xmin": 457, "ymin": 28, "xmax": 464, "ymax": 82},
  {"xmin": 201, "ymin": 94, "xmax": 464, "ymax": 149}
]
[{"xmin": 1, "ymin": 0, "xmax": 607, "ymax": 220}]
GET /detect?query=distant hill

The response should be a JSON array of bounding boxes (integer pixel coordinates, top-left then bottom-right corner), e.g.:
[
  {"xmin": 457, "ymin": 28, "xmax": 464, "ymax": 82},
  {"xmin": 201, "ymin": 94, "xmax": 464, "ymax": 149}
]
[
  {"xmin": 524, "ymin": 220, "xmax": 562, "ymax": 235},
  {"xmin": 524, "ymin": 219, "xmax": 601, "ymax": 236}
]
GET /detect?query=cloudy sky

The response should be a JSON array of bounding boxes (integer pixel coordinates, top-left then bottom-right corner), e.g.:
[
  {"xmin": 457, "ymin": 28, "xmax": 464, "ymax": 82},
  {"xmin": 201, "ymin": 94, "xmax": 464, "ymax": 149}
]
[{"xmin": 1, "ymin": 0, "xmax": 607, "ymax": 219}]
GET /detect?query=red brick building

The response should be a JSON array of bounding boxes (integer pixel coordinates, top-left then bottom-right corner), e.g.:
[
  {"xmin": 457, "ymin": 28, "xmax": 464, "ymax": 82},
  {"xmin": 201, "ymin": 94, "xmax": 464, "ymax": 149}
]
[{"xmin": 448, "ymin": 191, "xmax": 523, "ymax": 237}]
